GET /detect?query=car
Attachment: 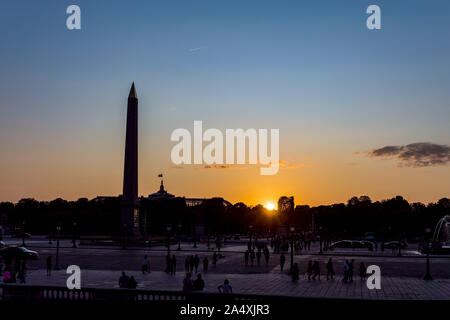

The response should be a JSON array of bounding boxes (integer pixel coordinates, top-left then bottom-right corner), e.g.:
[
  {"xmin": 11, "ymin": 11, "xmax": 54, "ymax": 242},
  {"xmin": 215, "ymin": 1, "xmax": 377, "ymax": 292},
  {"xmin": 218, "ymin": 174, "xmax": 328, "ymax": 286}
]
[
  {"xmin": 0, "ymin": 246, "xmax": 39, "ymax": 260},
  {"xmin": 0, "ymin": 241, "xmax": 5, "ymax": 248},
  {"xmin": 329, "ymin": 240, "xmax": 353, "ymax": 249},
  {"xmin": 383, "ymin": 241, "xmax": 408, "ymax": 249},
  {"xmin": 12, "ymin": 232, "xmax": 32, "ymax": 239},
  {"xmin": 359, "ymin": 241, "xmax": 374, "ymax": 250}
]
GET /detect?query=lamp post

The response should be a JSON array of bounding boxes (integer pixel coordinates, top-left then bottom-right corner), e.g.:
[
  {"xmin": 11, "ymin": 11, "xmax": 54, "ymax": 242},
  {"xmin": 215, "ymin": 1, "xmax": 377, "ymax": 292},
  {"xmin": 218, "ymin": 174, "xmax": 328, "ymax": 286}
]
[
  {"xmin": 55, "ymin": 224, "xmax": 61, "ymax": 270},
  {"xmin": 290, "ymin": 226, "xmax": 295, "ymax": 272},
  {"xmin": 122, "ymin": 223, "xmax": 127, "ymax": 249},
  {"xmin": 248, "ymin": 225, "xmax": 253, "ymax": 250},
  {"xmin": 22, "ymin": 220, "xmax": 26, "ymax": 247},
  {"xmin": 177, "ymin": 224, "xmax": 182, "ymax": 251},
  {"xmin": 193, "ymin": 232, "xmax": 197, "ymax": 249},
  {"xmin": 397, "ymin": 232, "xmax": 402, "ymax": 257},
  {"xmin": 319, "ymin": 226, "xmax": 323, "ymax": 255},
  {"xmin": 166, "ymin": 225, "xmax": 172, "ymax": 256},
  {"xmin": 72, "ymin": 222, "xmax": 77, "ymax": 248},
  {"xmin": 424, "ymin": 227, "xmax": 433, "ymax": 280}
]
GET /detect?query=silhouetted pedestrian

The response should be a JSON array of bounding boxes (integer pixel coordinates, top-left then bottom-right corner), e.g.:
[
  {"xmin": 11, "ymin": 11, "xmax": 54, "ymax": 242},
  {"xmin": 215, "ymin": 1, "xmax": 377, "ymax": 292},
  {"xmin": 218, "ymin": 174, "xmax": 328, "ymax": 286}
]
[
  {"xmin": 280, "ymin": 253, "xmax": 286, "ymax": 272},
  {"xmin": 142, "ymin": 255, "xmax": 149, "ymax": 274},
  {"xmin": 312, "ymin": 261, "xmax": 320, "ymax": 280},
  {"xmin": 46, "ymin": 256, "xmax": 52, "ymax": 276},
  {"xmin": 203, "ymin": 257, "xmax": 209, "ymax": 273},
  {"xmin": 326, "ymin": 258, "xmax": 334, "ymax": 280},
  {"xmin": 307, "ymin": 260, "xmax": 313, "ymax": 280},
  {"xmin": 171, "ymin": 255, "xmax": 177, "ymax": 275},
  {"xmin": 291, "ymin": 263, "xmax": 299, "ymax": 282},
  {"xmin": 349, "ymin": 259, "xmax": 354, "ymax": 282},
  {"xmin": 194, "ymin": 255, "xmax": 199, "ymax": 273},
  {"xmin": 359, "ymin": 262, "xmax": 366, "ymax": 281}
]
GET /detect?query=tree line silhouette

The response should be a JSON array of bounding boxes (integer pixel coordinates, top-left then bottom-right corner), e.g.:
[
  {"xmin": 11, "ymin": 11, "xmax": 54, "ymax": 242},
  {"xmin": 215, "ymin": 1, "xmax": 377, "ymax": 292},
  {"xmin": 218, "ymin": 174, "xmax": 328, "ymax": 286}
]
[{"xmin": 0, "ymin": 195, "xmax": 448, "ymax": 239}]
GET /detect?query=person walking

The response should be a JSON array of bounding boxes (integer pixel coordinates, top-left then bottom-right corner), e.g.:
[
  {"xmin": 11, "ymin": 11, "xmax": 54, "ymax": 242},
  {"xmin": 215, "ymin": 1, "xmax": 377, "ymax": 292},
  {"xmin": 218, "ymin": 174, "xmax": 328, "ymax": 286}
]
[
  {"xmin": 326, "ymin": 258, "xmax": 334, "ymax": 280},
  {"xmin": 256, "ymin": 251, "xmax": 261, "ymax": 266},
  {"xmin": 142, "ymin": 255, "xmax": 150, "ymax": 274},
  {"xmin": 307, "ymin": 260, "xmax": 313, "ymax": 280},
  {"xmin": 194, "ymin": 255, "xmax": 200, "ymax": 273},
  {"xmin": 18, "ymin": 260, "xmax": 26, "ymax": 284},
  {"xmin": 359, "ymin": 262, "xmax": 367, "ymax": 281},
  {"xmin": 212, "ymin": 252, "xmax": 217, "ymax": 265},
  {"xmin": 291, "ymin": 263, "xmax": 299, "ymax": 282},
  {"xmin": 203, "ymin": 257, "xmax": 209, "ymax": 273},
  {"xmin": 46, "ymin": 256, "xmax": 52, "ymax": 277},
  {"xmin": 280, "ymin": 253, "xmax": 286, "ymax": 272},
  {"xmin": 189, "ymin": 255, "xmax": 195, "ymax": 273},
  {"xmin": 171, "ymin": 255, "xmax": 177, "ymax": 275},
  {"xmin": 312, "ymin": 261, "xmax": 320, "ymax": 280},
  {"xmin": 244, "ymin": 250, "xmax": 249, "ymax": 266},
  {"xmin": 343, "ymin": 260, "xmax": 350, "ymax": 283},
  {"xmin": 185, "ymin": 256, "xmax": 190, "ymax": 272},
  {"xmin": 250, "ymin": 250, "xmax": 255, "ymax": 265},
  {"xmin": 349, "ymin": 259, "xmax": 354, "ymax": 282}
]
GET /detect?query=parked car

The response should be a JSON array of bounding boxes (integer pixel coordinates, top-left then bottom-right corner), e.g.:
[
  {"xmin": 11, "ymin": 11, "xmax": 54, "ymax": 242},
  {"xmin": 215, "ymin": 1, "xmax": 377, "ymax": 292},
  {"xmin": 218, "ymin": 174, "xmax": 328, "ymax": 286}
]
[
  {"xmin": 330, "ymin": 240, "xmax": 374, "ymax": 250},
  {"xmin": 0, "ymin": 246, "xmax": 39, "ymax": 260},
  {"xmin": 383, "ymin": 241, "xmax": 408, "ymax": 249},
  {"xmin": 0, "ymin": 241, "xmax": 5, "ymax": 248},
  {"xmin": 329, "ymin": 240, "xmax": 353, "ymax": 249},
  {"xmin": 12, "ymin": 232, "xmax": 32, "ymax": 239}
]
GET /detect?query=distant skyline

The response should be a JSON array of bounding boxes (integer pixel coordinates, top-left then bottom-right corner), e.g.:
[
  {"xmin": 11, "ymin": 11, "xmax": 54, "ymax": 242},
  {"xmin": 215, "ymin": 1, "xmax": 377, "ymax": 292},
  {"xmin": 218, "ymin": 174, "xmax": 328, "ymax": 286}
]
[{"xmin": 1, "ymin": 1, "xmax": 449, "ymax": 206}]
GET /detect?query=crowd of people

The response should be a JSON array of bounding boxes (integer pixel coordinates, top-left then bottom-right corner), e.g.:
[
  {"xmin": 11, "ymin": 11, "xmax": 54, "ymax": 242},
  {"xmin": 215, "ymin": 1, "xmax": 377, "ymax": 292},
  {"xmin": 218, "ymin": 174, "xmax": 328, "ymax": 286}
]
[
  {"xmin": 244, "ymin": 241, "xmax": 271, "ymax": 266},
  {"xmin": 0, "ymin": 258, "xmax": 27, "ymax": 284},
  {"xmin": 288, "ymin": 258, "xmax": 368, "ymax": 283}
]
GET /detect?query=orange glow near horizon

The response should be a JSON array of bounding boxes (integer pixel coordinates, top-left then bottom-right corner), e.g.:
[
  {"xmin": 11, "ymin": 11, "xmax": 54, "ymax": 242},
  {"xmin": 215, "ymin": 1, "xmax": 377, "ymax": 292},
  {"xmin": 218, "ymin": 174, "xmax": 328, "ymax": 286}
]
[{"xmin": 265, "ymin": 202, "xmax": 275, "ymax": 211}]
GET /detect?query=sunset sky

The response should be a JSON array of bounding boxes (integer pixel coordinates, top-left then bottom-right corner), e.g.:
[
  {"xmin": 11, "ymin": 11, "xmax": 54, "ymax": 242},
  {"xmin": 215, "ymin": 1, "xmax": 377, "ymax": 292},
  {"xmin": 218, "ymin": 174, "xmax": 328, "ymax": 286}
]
[{"xmin": 1, "ymin": 0, "xmax": 449, "ymax": 206}]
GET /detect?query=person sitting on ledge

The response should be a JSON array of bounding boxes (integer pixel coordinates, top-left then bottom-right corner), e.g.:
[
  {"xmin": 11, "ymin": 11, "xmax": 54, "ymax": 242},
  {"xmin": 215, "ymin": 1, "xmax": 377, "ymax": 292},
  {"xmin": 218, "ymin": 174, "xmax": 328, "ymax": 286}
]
[
  {"xmin": 218, "ymin": 279, "xmax": 232, "ymax": 294},
  {"xmin": 193, "ymin": 273, "xmax": 205, "ymax": 291},
  {"xmin": 119, "ymin": 271, "xmax": 129, "ymax": 288},
  {"xmin": 127, "ymin": 276, "xmax": 138, "ymax": 289}
]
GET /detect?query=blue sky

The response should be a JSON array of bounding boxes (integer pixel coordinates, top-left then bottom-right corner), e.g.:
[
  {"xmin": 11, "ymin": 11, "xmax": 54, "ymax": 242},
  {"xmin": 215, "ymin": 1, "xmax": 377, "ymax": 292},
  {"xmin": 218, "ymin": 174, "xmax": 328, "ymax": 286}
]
[{"xmin": 0, "ymin": 0, "xmax": 449, "ymax": 204}]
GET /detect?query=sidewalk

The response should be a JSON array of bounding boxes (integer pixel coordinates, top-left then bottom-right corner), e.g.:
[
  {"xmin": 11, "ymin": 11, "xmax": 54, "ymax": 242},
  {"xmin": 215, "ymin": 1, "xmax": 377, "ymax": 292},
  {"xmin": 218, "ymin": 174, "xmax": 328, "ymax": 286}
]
[{"xmin": 14, "ymin": 268, "xmax": 450, "ymax": 300}]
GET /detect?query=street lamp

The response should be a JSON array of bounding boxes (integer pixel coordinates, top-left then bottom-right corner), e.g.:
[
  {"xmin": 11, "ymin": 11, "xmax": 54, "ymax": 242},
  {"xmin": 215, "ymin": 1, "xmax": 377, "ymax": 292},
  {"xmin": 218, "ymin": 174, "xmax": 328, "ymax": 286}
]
[
  {"xmin": 193, "ymin": 233, "xmax": 197, "ymax": 248},
  {"xmin": 122, "ymin": 223, "xmax": 127, "ymax": 249},
  {"xmin": 177, "ymin": 224, "xmax": 182, "ymax": 251},
  {"xmin": 319, "ymin": 226, "xmax": 323, "ymax": 255},
  {"xmin": 72, "ymin": 222, "xmax": 77, "ymax": 248},
  {"xmin": 289, "ymin": 226, "xmax": 295, "ymax": 272},
  {"xmin": 248, "ymin": 225, "xmax": 253, "ymax": 249},
  {"xmin": 166, "ymin": 225, "xmax": 172, "ymax": 256},
  {"xmin": 424, "ymin": 227, "xmax": 433, "ymax": 280},
  {"xmin": 55, "ymin": 224, "xmax": 61, "ymax": 270},
  {"xmin": 22, "ymin": 220, "xmax": 26, "ymax": 247}
]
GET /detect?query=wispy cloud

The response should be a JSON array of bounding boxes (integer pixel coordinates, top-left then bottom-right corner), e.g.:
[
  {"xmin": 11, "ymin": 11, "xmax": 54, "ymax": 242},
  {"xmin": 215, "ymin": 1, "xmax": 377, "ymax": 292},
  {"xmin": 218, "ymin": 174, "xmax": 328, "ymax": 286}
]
[
  {"xmin": 367, "ymin": 142, "xmax": 450, "ymax": 167},
  {"xmin": 188, "ymin": 46, "xmax": 207, "ymax": 53}
]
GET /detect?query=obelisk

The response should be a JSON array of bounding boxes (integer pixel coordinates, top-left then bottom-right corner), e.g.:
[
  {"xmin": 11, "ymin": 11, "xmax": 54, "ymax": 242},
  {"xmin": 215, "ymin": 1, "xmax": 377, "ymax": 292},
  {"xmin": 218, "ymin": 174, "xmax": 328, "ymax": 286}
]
[{"xmin": 120, "ymin": 82, "xmax": 140, "ymax": 237}]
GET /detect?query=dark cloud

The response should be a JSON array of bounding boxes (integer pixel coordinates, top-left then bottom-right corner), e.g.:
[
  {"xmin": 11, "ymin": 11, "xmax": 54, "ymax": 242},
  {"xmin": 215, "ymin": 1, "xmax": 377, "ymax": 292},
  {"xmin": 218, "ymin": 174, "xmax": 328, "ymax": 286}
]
[{"xmin": 369, "ymin": 142, "xmax": 450, "ymax": 167}]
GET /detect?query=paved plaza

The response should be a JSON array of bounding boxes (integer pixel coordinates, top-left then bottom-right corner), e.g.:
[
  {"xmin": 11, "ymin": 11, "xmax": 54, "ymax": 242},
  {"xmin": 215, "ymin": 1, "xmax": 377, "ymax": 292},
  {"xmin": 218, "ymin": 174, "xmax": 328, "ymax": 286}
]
[{"xmin": 2, "ymin": 236, "xmax": 450, "ymax": 300}]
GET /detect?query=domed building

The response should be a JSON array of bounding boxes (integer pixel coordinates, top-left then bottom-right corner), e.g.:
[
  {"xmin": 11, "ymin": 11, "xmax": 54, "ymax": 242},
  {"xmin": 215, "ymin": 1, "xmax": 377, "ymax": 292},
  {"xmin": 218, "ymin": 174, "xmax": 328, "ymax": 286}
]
[{"xmin": 147, "ymin": 179, "xmax": 175, "ymax": 200}]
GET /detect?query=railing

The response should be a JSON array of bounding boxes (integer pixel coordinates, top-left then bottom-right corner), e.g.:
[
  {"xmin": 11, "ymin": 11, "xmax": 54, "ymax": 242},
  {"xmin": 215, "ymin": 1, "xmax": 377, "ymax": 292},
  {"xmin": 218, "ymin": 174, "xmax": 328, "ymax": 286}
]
[{"xmin": 0, "ymin": 284, "xmax": 288, "ymax": 302}]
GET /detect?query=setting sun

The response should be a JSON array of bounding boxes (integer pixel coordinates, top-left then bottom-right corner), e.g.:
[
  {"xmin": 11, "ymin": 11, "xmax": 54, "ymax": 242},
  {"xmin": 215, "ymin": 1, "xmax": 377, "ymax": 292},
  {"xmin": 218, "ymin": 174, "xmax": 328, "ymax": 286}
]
[{"xmin": 265, "ymin": 202, "xmax": 275, "ymax": 210}]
